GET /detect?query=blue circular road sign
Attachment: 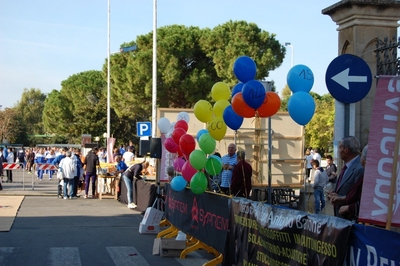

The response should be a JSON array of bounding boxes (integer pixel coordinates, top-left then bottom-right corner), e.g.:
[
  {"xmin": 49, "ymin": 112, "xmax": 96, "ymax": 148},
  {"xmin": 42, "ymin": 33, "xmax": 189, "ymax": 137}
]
[{"xmin": 325, "ymin": 54, "xmax": 372, "ymax": 104}]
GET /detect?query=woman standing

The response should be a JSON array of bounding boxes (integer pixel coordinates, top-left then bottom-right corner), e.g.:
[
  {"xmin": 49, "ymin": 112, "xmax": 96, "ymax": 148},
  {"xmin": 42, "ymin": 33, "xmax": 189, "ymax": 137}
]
[{"xmin": 304, "ymin": 149, "xmax": 313, "ymax": 179}]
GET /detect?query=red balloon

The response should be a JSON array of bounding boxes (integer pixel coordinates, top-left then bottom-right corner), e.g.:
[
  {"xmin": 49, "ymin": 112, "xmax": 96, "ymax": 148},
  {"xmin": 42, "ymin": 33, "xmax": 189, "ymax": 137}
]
[
  {"xmin": 164, "ymin": 137, "xmax": 179, "ymax": 153},
  {"xmin": 231, "ymin": 92, "xmax": 255, "ymax": 118},
  {"xmin": 179, "ymin": 134, "xmax": 196, "ymax": 157},
  {"xmin": 257, "ymin": 91, "xmax": 281, "ymax": 118},
  {"xmin": 172, "ymin": 127, "xmax": 186, "ymax": 144},
  {"xmin": 181, "ymin": 161, "xmax": 198, "ymax": 182},
  {"xmin": 177, "ymin": 146, "xmax": 184, "ymax": 157},
  {"xmin": 174, "ymin": 120, "xmax": 188, "ymax": 132}
]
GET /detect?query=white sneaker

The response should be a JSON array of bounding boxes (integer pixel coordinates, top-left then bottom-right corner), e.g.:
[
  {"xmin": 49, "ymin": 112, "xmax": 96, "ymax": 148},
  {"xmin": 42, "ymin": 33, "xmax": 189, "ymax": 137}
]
[{"xmin": 127, "ymin": 203, "xmax": 137, "ymax": 209}]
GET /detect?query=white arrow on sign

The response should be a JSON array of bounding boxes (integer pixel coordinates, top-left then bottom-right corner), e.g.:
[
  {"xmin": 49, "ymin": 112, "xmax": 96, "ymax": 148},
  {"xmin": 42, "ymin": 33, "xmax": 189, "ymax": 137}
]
[{"xmin": 331, "ymin": 68, "xmax": 368, "ymax": 90}]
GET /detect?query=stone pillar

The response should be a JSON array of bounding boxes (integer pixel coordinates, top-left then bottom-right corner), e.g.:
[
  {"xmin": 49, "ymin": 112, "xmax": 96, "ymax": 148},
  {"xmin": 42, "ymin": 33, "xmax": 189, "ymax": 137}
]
[{"xmin": 322, "ymin": 1, "xmax": 400, "ymax": 152}]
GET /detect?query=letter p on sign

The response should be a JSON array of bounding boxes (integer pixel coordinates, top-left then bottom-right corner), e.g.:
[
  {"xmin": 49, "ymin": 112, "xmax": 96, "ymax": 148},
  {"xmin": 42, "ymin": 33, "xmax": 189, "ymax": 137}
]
[{"xmin": 137, "ymin": 122, "xmax": 152, "ymax": 137}]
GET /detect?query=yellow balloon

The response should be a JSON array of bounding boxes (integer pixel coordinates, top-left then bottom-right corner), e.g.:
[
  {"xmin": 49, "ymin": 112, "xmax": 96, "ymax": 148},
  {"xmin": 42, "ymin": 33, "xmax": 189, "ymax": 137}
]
[
  {"xmin": 211, "ymin": 82, "xmax": 231, "ymax": 101},
  {"xmin": 194, "ymin": 100, "xmax": 213, "ymax": 123},
  {"xmin": 213, "ymin": 100, "xmax": 230, "ymax": 118},
  {"xmin": 207, "ymin": 117, "xmax": 227, "ymax": 141}
]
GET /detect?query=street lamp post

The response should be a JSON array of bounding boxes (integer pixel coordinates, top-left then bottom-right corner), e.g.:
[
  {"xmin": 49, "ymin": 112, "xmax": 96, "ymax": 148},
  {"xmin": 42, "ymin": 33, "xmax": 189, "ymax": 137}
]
[
  {"xmin": 285, "ymin": 42, "xmax": 294, "ymax": 67},
  {"xmin": 107, "ymin": 0, "xmax": 111, "ymax": 140},
  {"xmin": 106, "ymin": 0, "xmax": 137, "ymax": 142}
]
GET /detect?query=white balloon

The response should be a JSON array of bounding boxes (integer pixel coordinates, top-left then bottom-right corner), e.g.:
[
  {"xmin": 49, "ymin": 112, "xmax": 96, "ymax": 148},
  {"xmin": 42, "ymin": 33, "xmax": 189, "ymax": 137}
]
[
  {"xmin": 177, "ymin": 112, "xmax": 190, "ymax": 123},
  {"xmin": 157, "ymin": 117, "xmax": 171, "ymax": 134},
  {"xmin": 166, "ymin": 122, "xmax": 176, "ymax": 137}
]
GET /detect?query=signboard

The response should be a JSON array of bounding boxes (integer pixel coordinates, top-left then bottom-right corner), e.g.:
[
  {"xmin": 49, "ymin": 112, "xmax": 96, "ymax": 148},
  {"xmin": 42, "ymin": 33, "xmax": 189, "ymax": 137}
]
[
  {"xmin": 137, "ymin": 122, "xmax": 152, "ymax": 137},
  {"xmin": 224, "ymin": 198, "xmax": 353, "ymax": 266},
  {"xmin": 344, "ymin": 223, "xmax": 400, "ymax": 266},
  {"xmin": 325, "ymin": 54, "xmax": 372, "ymax": 104},
  {"xmin": 164, "ymin": 184, "xmax": 230, "ymax": 254},
  {"xmin": 358, "ymin": 76, "xmax": 400, "ymax": 226}
]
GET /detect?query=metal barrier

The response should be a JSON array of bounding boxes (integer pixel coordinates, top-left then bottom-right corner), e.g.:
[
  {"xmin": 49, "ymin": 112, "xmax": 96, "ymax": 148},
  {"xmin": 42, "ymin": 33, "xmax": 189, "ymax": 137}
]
[{"xmin": 2, "ymin": 162, "xmax": 58, "ymax": 190}]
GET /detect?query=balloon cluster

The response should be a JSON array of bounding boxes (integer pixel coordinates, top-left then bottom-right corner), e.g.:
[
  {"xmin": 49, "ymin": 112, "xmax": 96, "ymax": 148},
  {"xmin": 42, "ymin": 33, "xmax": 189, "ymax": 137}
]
[
  {"xmin": 286, "ymin": 65, "xmax": 316, "ymax": 125},
  {"xmin": 194, "ymin": 56, "xmax": 281, "ymax": 135},
  {"xmin": 229, "ymin": 56, "xmax": 281, "ymax": 124},
  {"xmin": 193, "ymin": 82, "xmax": 230, "ymax": 141},
  {"xmin": 157, "ymin": 113, "xmax": 222, "ymax": 195}
]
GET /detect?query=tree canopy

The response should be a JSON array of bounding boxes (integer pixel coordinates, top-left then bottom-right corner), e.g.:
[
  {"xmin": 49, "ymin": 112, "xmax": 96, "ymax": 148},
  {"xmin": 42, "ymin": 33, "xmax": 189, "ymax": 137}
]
[{"xmin": 106, "ymin": 21, "xmax": 285, "ymax": 123}]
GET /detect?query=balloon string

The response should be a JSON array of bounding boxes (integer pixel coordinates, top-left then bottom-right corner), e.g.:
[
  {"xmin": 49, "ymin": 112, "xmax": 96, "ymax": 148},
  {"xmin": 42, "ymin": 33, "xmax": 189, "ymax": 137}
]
[{"xmin": 210, "ymin": 159, "xmax": 222, "ymax": 192}]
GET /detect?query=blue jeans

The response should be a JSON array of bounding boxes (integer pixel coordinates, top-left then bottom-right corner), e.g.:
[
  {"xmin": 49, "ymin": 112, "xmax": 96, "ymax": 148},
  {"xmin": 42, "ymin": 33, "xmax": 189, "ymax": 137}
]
[
  {"xmin": 122, "ymin": 174, "xmax": 133, "ymax": 204},
  {"xmin": 63, "ymin": 178, "xmax": 74, "ymax": 198},
  {"xmin": 314, "ymin": 187, "xmax": 325, "ymax": 214}
]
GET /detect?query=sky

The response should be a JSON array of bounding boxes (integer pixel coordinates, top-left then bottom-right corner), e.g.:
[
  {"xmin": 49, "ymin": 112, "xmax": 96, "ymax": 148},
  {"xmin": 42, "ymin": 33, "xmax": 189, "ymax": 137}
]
[{"xmin": 0, "ymin": 0, "xmax": 349, "ymax": 109}]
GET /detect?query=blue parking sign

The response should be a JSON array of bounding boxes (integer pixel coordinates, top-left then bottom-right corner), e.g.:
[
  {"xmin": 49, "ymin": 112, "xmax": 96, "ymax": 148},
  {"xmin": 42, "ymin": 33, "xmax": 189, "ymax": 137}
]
[{"xmin": 137, "ymin": 122, "xmax": 152, "ymax": 137}]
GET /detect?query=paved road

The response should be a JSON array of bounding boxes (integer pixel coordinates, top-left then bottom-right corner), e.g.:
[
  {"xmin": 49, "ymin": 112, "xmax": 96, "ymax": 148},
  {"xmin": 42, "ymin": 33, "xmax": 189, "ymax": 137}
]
[{"xmin": 0, "ymin": 170, "xmax": 215, "ymax": 266}]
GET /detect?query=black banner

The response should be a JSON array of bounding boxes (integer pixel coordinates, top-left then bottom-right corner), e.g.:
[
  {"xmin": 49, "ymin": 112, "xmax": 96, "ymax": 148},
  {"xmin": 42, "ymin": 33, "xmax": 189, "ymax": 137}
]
[
  {"xmin": 164, "ymin": 184, "xmax": 230, "ymax": 254},
  {"xmin": 224, "ymin": 198, "xmax": 353, "ymax": 266}
]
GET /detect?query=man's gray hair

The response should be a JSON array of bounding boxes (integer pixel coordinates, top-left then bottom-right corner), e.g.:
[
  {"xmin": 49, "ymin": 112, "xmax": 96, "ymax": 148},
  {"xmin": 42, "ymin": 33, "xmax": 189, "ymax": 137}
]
[
  {"xmin": 340, "ymin": 136, "xmax": 360, "ymax": 154},
  {"xmin": 66, "ymin": 151, "xmax": 72, "ymax": 157}
]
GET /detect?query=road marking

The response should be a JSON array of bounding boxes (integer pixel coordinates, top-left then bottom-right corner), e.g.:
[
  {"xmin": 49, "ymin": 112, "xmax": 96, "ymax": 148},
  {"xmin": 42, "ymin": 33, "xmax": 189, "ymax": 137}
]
[{"xmin": 47, "ymin": 247, "xmax": 82, "ymax": 266}]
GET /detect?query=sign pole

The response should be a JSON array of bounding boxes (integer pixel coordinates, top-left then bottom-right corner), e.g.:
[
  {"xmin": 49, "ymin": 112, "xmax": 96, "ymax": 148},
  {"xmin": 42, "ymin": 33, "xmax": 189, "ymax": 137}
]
[{"xmin": 385, "ymin": 103, "xmax": 400, "ymax": 230}]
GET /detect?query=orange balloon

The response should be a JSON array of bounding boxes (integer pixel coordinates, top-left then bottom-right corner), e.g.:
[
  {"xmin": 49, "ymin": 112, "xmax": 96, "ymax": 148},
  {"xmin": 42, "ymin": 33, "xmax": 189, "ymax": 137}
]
[
  {"xmin": 257, "ymin": 91, "xmax": 281, "ymax": 118},
  {"xmin": 231, "ymin": 92, "xmax": 255, "ymax": 118}
]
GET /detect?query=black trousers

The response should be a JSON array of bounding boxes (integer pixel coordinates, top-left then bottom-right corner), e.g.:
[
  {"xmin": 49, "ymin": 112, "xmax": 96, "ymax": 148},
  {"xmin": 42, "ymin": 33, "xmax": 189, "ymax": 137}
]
[{"xmin": 6, "ymin": 170, "xmax": 12, "ymax": 181}]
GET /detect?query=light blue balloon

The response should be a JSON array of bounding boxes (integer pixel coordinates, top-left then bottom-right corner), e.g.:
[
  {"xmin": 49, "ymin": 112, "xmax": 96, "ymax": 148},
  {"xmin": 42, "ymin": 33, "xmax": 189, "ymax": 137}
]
[
  {"xmin": 233, "ymin": 56, "xmax": 257, "ymax": 83},
  {"xmin": 223, "ymin": 105, "xmax": 243, "ymax": 131},
  {"xmin": 196, "ymin": 129, "xmax": 209, "ymax": 142},
  {"xmin": 288, "ymin": 91, "xmax": 316, "ymax": 126},
  {"xmin": 287, "ymin": 64, "xmax": 314, "ymax": 93},
  {"xmin": 170, "ymin": 175, "xmax": 187, "ymax": 191}
]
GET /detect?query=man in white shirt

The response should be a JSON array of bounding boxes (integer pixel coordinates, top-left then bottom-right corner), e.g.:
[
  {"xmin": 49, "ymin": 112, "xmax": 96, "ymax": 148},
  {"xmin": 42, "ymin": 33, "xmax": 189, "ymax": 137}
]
[
  {"xmin": 122, "ymin": 147, "xmax": 135, "ymax": 163},
  {"xmin": 312, "ymin": 148, "xmax": 322, "ymax": 165}
]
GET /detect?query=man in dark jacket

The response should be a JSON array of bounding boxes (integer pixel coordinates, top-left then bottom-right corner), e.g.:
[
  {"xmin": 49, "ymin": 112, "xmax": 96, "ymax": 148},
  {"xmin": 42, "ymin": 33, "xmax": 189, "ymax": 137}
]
[
  {"xmin": 83, "ymin": 148, "xmax": 99, "ymax": 198},
  {"xmin": 231, "ymin": 150, "xmax": 252, "ymax": 198}
]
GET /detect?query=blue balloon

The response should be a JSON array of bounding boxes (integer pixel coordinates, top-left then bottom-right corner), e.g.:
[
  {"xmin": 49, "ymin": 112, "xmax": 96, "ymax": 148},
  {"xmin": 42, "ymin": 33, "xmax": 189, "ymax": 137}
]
[
  {"xmin": 223, "ymin": 105, "xmax": 244, "ymax": 130},
  {"xmin": 231, "ymin": 82, "xmax": 244, "ymax": 98},
  {"xmin": 287, "ymin": 64, "xmax": 314, "ymax": 93},
  {"xmin": 288, "ymin": 91, "xmax": 316, "ymax": 126},
  {"xmin": 170, "ymin": 175, "xmax": 187, "ymax": 191},
  {"xmin": 196, "ymin": 129, "xmax": 209, "ymax": 142},
  {"xmin": 242, "ymin": 80, "xmax": 266, "ymax": 109},
  {"xmin": 233, "ymin": 56, "xmax": 257, "ymax": 83}
]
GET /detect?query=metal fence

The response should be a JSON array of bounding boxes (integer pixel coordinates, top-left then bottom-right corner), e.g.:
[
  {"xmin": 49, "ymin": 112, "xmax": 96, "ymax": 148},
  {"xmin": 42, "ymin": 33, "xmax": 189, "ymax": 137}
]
[{"xmin": 376, "ymin": 35, "xmax": 400, "ymax": 76}]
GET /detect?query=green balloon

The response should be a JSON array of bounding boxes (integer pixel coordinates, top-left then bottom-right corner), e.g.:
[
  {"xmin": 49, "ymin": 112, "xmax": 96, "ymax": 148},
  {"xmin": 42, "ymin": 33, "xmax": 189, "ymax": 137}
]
[
  {"xmin": 205, "ymin": 155, "xmax": 223, "ymax": 176},
  {"xmin": 189, "ymin": 150, "xmax": 207, "ymax": 170},
  {"xmin": 190, "ymin": 171, "xmax": 208, "ymax": 194},
  {"xmin": 198, "ymin": 133, "xmax": 216, "ymax": 154}
]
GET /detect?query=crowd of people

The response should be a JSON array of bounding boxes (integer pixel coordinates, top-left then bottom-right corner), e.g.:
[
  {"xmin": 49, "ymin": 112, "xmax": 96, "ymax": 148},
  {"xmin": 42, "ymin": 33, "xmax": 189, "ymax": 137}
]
[
  {"xmin": 0, "ymin": 142, "xmax": 153, "ymax": 204},
  {"xmin": 1, "ymin": 137, "xmax": 368, "ymax": 220}
]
